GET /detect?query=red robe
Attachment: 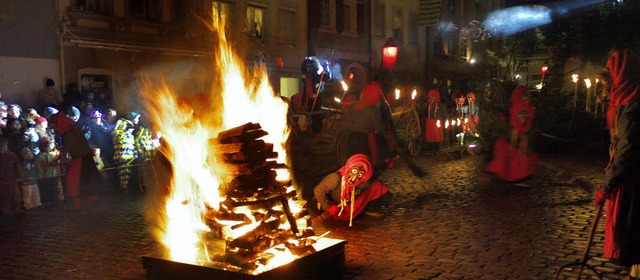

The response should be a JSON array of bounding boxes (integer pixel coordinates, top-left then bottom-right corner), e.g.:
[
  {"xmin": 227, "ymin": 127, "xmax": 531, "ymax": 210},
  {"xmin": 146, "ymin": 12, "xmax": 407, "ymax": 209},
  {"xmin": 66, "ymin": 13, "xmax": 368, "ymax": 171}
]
[
  {"xmin": 601, "ymin": 49, "xmax": 640, "ymax": 265},
  {"xmin": 53, "ymin": 113, "xmax": 99, "ymax": 200},
  {"xmin": 484, "ymin": 137, "xmax": 537, "ymax": 182}
]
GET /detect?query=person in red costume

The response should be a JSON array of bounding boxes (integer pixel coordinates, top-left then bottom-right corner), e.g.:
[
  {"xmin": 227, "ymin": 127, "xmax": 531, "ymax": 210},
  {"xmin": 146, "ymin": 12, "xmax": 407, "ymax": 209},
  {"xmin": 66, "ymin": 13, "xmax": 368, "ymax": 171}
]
[
  {"xmin": 484, "ymin": 86, "xmax": 537, "ymax": 185},
  {"xmin": 594, "ymin": 49, "xmax": 640, "ymax": 279},
  {"xmin": 51, "ymin": 113, "xmax": 101, "ymax": 209},
  {"xmin": 313, "ymin": 154, "xmax": 391, "ymax": 226},
  {"xmin": 351, "ymin": 81, "xmax": 397, "ymax": 167},
  {"xmin": 424, "ymin": 89, "xmax": 444, "ymax": 142}
]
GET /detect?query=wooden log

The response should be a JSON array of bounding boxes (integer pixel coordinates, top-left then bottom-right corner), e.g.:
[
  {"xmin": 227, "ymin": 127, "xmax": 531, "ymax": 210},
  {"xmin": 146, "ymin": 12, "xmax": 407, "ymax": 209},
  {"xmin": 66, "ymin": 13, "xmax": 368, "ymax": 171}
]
[
  {"xmin": 240, "ymin": 129, "xmax": 269, "ymax": 143},
  {"xmin": 279, "ymin": 196, "xmax": 299, "ymax": 235},
  {"xmin": 228, "ymin": 219, "xmax": 280, "ymax": 250},
  {"xmin": 209, "ymin": 142, "xmax": 243, "ymax": 154},
  {"xmin": 228, "ymin": 170, "xmax": 277, "ymax": 190},
  {"xmin": 217, "ymin": 122, "xmax": 262, "ymax": 143}
]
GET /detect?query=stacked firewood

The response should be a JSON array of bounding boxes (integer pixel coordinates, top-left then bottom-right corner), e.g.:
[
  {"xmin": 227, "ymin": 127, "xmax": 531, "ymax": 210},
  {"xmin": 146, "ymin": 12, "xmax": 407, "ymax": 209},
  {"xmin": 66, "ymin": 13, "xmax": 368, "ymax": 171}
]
[
  {"xmin": 202, "ymin": 122, "xmax": 315, "ymax": 268},
  {"xmin": 213, "ymin": 122, "xmax": 290, "ymax": 199}
]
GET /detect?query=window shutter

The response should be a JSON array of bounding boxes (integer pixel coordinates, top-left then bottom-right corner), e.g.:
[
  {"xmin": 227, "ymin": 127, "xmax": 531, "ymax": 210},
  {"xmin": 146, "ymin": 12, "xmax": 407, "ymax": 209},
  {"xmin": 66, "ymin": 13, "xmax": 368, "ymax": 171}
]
[
  {"xmin": 309, "ymin": 0, "xmax": 321, "ymax": 27},
  {"xmin": 336, "ymin": 0, "xmax": 344, "ymax": 32},
  {"xmin": 356, "ymin": 3, "xmax": 364, "ymax": 34}
]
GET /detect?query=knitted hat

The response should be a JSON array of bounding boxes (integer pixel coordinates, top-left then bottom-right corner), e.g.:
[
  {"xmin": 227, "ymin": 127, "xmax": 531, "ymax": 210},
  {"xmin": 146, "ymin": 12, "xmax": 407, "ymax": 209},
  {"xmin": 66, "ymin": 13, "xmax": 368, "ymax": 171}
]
[
  {"xmin": 34, "ymin": 116, "xmax": 47, "ymax": 125},
  {"xmin": 129, "ymin": 111, "xmax": 141, "ymax": 121},
  {"xmin": 8, "ymin": 104, "xmax": 21, "ymax": 112},
  {"xmin": 44, "ymin": 107, "xmax": 59, "ymax": 118},
  {"xmin": 89, "ymin": 109, "xmax": 102, "ymax": 119},
  {"xmin": 67, "ymin": 106, "xmax": 80, "ymax": 117}
]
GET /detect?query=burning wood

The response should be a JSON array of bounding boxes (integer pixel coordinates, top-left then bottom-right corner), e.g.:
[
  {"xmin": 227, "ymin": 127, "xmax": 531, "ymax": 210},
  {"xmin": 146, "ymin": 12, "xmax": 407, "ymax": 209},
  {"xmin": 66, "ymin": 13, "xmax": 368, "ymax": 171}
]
[
  {"xmin": 196, "ymin": 122, "xmax": 318, "ymax": 269},
  {"xmin": 212, "ymin": 122, "xmax": 291, "ymax": 198}
]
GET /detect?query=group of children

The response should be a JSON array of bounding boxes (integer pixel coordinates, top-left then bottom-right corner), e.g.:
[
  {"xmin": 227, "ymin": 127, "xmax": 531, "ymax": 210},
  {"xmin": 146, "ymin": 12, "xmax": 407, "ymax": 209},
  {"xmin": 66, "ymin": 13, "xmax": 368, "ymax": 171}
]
[{"xmin": 0, "ymin": 99, "xmax": 158, "ymax": 214}]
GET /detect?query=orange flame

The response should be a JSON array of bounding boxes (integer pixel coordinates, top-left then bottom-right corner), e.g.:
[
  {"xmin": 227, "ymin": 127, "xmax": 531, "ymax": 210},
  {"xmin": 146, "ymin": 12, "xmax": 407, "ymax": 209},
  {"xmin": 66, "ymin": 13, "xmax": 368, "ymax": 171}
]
[{"xmin": 141, "ymin": 9, "xmax": 292, "ymax": 266}]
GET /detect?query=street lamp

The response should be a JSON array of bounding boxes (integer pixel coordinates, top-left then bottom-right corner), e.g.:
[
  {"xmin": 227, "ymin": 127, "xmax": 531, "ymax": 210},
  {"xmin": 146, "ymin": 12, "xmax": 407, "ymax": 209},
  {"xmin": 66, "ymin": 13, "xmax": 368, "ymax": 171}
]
[
  {"xmin": 382, "ymin": 37, "xmax": 398, "ymax": 69},
  {"xmin": 572, "ymin": 74, "xmax": 579, "ymax": 111}
]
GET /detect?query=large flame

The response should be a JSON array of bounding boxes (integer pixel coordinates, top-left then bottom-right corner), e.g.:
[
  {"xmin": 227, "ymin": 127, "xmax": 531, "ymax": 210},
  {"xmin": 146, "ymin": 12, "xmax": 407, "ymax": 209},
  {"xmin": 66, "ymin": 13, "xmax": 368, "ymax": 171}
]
[{"xmin": 142, "ymin": 8, "xmax": 291, "ymax": 266}]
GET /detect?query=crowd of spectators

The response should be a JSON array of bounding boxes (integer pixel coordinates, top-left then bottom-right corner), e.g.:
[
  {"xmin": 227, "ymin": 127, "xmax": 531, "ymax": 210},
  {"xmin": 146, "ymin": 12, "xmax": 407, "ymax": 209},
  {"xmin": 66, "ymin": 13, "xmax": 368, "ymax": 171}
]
[{"xmin": 0, "ymin": 81, "xmax": 159, "ymax": 214}]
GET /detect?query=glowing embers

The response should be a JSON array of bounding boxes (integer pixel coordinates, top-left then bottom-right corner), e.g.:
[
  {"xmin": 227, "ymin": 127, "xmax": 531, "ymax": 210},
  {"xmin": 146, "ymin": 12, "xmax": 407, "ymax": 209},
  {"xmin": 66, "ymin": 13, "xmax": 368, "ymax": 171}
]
[{"xmin": 142, "ymin": 237, "xmax": 346, "ymax": 279}]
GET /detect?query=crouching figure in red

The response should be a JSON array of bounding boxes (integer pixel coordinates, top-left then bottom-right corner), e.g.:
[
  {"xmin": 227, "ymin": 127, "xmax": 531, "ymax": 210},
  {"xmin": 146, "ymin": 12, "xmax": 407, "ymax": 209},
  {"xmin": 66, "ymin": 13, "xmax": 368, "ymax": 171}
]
[
  {"xmin": 313, "ymin": 154, "xmax": 392, "ymax": 226},
  {"xmin": 484, "ymin": 86, "xmax": 537, "ymax": 185}
]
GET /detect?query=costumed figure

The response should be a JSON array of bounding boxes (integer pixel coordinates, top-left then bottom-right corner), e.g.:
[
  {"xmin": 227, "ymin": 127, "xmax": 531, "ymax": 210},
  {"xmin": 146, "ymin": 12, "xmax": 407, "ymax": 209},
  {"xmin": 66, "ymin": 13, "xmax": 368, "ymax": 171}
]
[
  {"xmin": 289, "ymin": 56, "xmax": 333, "ymax": 134},
  {"xmin": 134, "ymin": 126, "xmax": 156, "ymax": 191},
  {"xmin": 113, "ymin": 119, "xmax": 137, "ymax": 191},
  {"xmin": 462, "ymin": 92, "xmax": 480, "ymax": 135},
  {"xmin": 36, "ymin": 139, "xmax": 62, "ymax": 204},
  {"xmin": 342, "ymin": 81, "xmax": 396, "ymax": 167},
  {"xmin": 453, "ymin": 93, "xmax": 467, "ymax": 145},
  {"xmin": 313, "ymin": 154, "xmax": 391, "ymax": 226},
  {"xmin": 52, "ymin": 113, "xmax": 100, "ymax": 208},
  {"xmin": 19, "ymin": 147, "xmax": 42, "ymax": 210},
  {"xmin": 484, "ymin": 86, "xmax": 537, "ymax": 183},
  {"xmin": 0, "ymin": 137, "xmax": 23, "ymax": 214},
  {"xmin": 425, "ymin": 89, "xmax": 444, "ymax": 143},
  {"xmin": 594, "ymin": 49, "xmax": 640, "ymax": 277}
]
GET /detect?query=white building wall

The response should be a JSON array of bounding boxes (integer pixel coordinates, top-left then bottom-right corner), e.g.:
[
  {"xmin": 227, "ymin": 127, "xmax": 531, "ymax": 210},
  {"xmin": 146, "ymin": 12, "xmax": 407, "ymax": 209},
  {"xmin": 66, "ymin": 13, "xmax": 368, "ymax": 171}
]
[{"xmin": 0, "ymin": 56, "xmax": 60, "ymax": 106}]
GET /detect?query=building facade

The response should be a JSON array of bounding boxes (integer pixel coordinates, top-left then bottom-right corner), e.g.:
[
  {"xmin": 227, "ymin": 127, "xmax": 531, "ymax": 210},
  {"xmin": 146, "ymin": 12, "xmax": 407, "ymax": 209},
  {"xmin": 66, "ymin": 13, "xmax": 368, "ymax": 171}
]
[
  {"xmin": 420, "ymin": 0, "xmax": 503, "ymax": 99},
  {"xmin": 1, "ymin": 0, "xmax": 308, "ymax": 113},
  {"xmin": 371, "ymin": 0, "xmax": 426, "ymax": 90},
  {"xmin": 0, "ymin": 1, "xmax": 59, "ymax": 106},
  {"xmin": 307, "ymin": 0, "xmax": 371, "ymax": 98}
]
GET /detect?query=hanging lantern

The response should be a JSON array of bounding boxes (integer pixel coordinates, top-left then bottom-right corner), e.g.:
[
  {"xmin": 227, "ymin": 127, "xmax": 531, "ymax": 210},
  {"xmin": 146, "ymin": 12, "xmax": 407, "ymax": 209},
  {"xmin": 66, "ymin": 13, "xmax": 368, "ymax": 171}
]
[
  {"xmin": 540, "ymin": 65, "xmax": 548, "ymax": 78},
  {"xmin": 382, "ymin": 38, "xmax": 398, "ymax": 69}
]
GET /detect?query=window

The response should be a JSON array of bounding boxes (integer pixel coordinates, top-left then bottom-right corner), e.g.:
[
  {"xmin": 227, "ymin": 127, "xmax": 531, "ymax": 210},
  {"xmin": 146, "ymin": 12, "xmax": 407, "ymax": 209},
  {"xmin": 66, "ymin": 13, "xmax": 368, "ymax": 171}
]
[
  {"xmin": 409, "ymin": 13, "xmax": 418, "ymax": 43},
  {"xmin": 373, "ymin": 1, "xmax": 385, "ymax": 37},
  {"xmin": 246, "ymin": 5, "xmax": 265, "ymax": 39},
  {"xmin": 278, "ymin": 8, "xmax": 296, "ymax": 41},
  {"xmin": 0, "ymin": 0, "xmax": 12, "ymax": 21},
  {"xmin": 342, "ymin": 2, "xmax": 356, "ymax": 34},
  {"xmin": 213, "ymin": 1, "xmax": 232, "ymax": 22},
  {"xmin": 320, "ymin": 0, "xmax": 331, "ymax": 28},
  {"xmin": 72, "ymin": 0, "xmax": 113, "ymax": 15},
  {"xmin": 280, "ymin": 77, "xmax": 300, "ymax": 99},
  {"xmin": 392, "ymin": 9, "xmax": 403, "ymax": 42},
  {"xmin": 212, "ymin": 1, "xmax": 233, "ymax": 30},
  {"xmin": 129, "ymin": 0, "xmax": 161, "ymax": 21}
]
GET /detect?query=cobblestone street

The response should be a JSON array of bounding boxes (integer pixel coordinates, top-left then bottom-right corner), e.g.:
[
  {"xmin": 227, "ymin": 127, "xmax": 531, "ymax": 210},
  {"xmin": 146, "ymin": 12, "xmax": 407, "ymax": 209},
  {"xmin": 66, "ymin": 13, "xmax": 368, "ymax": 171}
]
[{"xmin": 0, "ymin": 153, "xmax": 629, "ymax": 280}]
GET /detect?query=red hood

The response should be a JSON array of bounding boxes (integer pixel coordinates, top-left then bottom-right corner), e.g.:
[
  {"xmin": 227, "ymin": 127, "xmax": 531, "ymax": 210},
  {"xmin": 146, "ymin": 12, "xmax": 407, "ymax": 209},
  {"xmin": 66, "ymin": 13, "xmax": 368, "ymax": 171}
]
[
  {"xmin": 427, "ymin": 90, "xmax": 440, "ymax": 104},
  {"xmin": 510, "ymin": 86, "xmax": 528, "ymax": 105},
  {"xmin": 337, "ymin": 153, "xmax": 373, "ymax": 200},
  {"xmin": 355, "ymin": 82, "xmax": 383, "ymax": 111},
  {"xmin": 606, "ymin": 49, "xmax": 640, "ymax": 127},
  {"xmin": 607, "ymin": 49, "xmax": 640, "ymax": 106},
  {"xmin": 53, "ymin": 113, "xmax": 74, "ymax": 135}
]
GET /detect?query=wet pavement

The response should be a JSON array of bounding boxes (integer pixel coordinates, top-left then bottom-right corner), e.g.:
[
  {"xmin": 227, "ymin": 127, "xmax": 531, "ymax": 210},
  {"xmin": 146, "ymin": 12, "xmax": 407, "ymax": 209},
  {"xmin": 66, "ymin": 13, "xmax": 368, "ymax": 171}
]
[{"xmin": 0, "ymin": 150, "xmax": 630, "ymax": 280}]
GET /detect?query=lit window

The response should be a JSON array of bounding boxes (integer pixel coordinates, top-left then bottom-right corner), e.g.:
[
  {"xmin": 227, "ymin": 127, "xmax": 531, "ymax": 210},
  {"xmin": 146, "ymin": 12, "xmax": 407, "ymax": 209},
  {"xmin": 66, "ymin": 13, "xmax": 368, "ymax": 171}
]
[
  {"xmin": 213, "ymin": 1, "xmax": 232, "ymax": 23},
  {"xmin": 246, "ymin": 5, "xmax": 264, "ymax": 39}
]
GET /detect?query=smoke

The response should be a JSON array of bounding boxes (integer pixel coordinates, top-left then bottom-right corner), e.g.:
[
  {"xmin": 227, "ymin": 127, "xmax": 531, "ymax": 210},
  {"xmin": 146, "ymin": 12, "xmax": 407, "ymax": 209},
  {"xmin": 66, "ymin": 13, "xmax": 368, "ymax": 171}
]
[
  {"xmin": 485, "ymin": 5, "xmax": 552, "ymax": 36},
  {"xmin": 330, "ymin": 63, "xmax": 343, "ymax": 81},
  {"xmin": 485, "ymin": 0, "xmax": 607, "ymax": 36}
]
